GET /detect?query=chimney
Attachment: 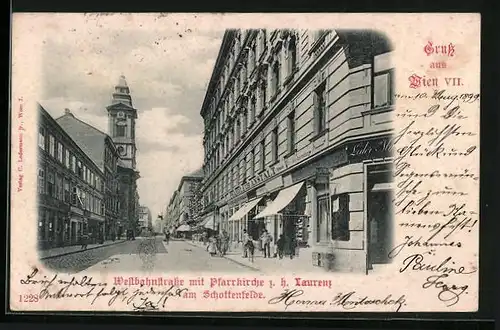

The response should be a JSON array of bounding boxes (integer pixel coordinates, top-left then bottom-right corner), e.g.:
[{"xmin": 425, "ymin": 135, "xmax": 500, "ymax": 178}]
[{"xmin": 64, "ymin": 108, "xmax": 74, "ymax": 117}]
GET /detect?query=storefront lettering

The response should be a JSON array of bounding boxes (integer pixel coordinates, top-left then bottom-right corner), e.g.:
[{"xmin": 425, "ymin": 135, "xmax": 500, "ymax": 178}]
[{"xmin": 348, "ymin": 137, "xmax": 393, "ymax": 160}]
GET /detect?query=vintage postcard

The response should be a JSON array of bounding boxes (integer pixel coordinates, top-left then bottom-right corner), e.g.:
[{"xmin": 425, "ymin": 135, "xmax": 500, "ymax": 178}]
[{"xmin": 9, "ymin": 13, "xmax": 480, "ymax": 313}]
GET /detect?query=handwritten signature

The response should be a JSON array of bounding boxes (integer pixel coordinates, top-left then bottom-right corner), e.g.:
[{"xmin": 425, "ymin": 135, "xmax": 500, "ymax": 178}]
[{"xmin": 268, "ymin": 289, "xmax": 406, "ymax": 311}]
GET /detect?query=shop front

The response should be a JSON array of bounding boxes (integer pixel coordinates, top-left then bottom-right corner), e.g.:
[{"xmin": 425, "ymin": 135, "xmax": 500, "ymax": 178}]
[
  {"xmin": 311, "ymin": 135, "xmax": 393, "ymax": 274},
  {"xmin": 38, "ymin": 197, "xmax": 71, "ymax": 249}
]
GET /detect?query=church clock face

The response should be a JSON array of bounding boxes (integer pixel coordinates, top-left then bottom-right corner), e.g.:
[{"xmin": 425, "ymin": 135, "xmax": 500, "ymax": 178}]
[{"xmin": 117, "ymin": 146, "xmax": 126, "ymax": 156}]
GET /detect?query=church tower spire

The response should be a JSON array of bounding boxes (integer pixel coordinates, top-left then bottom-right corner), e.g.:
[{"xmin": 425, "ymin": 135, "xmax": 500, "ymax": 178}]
[
  {"xmin": 106, "ymin": 75, "xmax": 138, "ymax": 170},
  {"xmin": 112, "ymin": 75, "xmax": 133, "ymax": 107}
]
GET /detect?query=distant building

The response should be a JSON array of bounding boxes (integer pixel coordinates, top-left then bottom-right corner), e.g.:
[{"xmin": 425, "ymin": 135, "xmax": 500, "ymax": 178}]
[
  {"xmin": 37, "ymin": 104, "xmax": 105, "ymax": 249},
  {"xmin": 138, "ymin": 205, "xmax": 152, "ymax": 230},
  {"xmin": 165, "ymin": 168, "xmax": 204, "ymax": 231},
  {"xmin": 199, "ymin": 29, "xmax": 394, "ymax": 273}
]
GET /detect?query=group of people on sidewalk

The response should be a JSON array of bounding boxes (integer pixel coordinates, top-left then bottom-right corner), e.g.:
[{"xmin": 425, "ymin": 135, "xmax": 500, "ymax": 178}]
[
  {"xmin": 206, "ymin": 230, "xmax": 230, "ymax": 257},
  {"xmin": 241, "ymin": 229, "xmax": 299, "ymax": 263}
]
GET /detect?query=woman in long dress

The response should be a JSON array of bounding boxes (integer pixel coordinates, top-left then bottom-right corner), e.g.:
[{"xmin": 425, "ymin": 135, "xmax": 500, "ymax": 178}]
[{"xmin": 207, "ymin": 236, "xmax": 217, "ymax": 257}]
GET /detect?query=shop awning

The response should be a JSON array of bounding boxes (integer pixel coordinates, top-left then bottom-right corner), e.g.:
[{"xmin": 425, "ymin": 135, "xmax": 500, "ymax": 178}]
[
  {"xmin": 371, "ymin": 182, "xmax": 394, "ymax": 192},
  {"xmin": 176, "ymin": 224, "xmax": 191, "ymax": 232},
  {"xmin": 228, "ymin": 197, "xmax": 263, "ymax": 221},
  {"xmin": 255, "ymin": 182, "xmax": 304, "ymax": 218},
  {"xmin": 199, "ymin": 213, "xmax": 216, "ymax": 230}
]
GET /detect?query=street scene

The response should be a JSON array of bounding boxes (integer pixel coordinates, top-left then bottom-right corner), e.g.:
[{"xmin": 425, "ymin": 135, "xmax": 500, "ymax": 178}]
[{"xmin": 38, "ymin": 23, "xmax": 394, "ymax": 275}]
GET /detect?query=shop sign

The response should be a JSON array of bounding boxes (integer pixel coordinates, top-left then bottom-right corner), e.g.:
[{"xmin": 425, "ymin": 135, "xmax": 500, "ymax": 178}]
[{"xmin": 347, "ymin": 136, "xmax": 393, "ymax": 161}]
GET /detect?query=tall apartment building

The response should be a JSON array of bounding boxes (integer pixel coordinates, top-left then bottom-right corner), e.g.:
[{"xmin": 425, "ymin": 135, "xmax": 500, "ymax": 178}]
[
  {"xmin": 199, "ymin": 29, "xmax": 394, "ymax": 273},
  {"xmin": 38, "ymin": 104, "xmax": 105, "ymax": 249}
]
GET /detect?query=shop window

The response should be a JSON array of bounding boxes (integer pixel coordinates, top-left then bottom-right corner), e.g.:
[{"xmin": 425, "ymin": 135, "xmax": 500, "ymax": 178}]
[
  {"xmin": 271, "ymin": 127, "xmax": 278, "ymax": 163},
  {"xmin": 38, "ymin": 127, "xmax": 46, "ymax": 150},
  {"xmin": 316, "ymin": 194, "xmax": 330, "ymax": 243},
  {"xmin": 331, "ymin": 194, "xmax": 350, "ymax": 241},
  {"xmin": 287, "ymin": 110, "xmax": 296, "ymax": 155},
  {"xmin": 37, "ymin": 168, "xmax": 45, "ymax": 194},
  {"xmin": 313, "ymin": 82, "xmax": 327, "ymax": 136}
]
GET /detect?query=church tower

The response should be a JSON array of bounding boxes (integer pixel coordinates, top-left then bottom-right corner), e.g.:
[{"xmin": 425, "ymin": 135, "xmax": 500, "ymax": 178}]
[{"xmin": 106, "ymin": 75, "xmax": 137, "ymax": 169}]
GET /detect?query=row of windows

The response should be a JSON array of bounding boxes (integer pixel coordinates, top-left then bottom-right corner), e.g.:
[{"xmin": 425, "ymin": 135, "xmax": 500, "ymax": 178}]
[
  {"xmin": 37, "ymin": 167, "xmax": 104, "ymax": 216},
  {"xmin": 38, "ymin": 127, "xmax": 104, "ymax": 192},
  {"xmin": 204, "ymin": 30, "xmax": 299, "ymax": 169},
  {"xmin": 203, "ymin": 54, "xmax": 394, "ymax": 194}
]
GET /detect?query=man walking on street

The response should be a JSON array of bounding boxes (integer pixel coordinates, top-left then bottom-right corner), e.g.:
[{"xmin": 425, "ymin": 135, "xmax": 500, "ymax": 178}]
[
  {"xmin": 260, "ymin": 230, "xmax": 272, "ymax": 258},
  {"xmin": 242, "ymin": 229, "xmax": 250, "ymax": 258}
]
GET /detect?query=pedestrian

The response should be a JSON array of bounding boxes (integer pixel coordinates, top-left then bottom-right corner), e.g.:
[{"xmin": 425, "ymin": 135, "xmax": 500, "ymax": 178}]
[
  {"xmin": 164, "ymin": 230, "xmax": 170, "ymax": 244},
  {"xmin": 260, "ymin": 230, "xmax": 273, "ymax": 258},
  {"xmin": 221, "ymin": 230, "xmax": 229, "ymax": 256},
  {"xmin": 207, "ymin": 236, "xmax": 217, "ymax": 257},
  {"xmin": 241, "ymin": 229, "xmax": 250, "ymax": 258},
  {"xmin": 288, "ymin": 236, "xmax": 297, "ymax": 260},
  {"xmin": 80, "ymin": 232, "xmax": 90, "ymax": 250},
  {"xmin": 276, "ymin": 234, "xmax": 285, "ymax": 259},
  {"xmin": 245, "ymin": 239, "xmax": 255, "ymax": 263}
]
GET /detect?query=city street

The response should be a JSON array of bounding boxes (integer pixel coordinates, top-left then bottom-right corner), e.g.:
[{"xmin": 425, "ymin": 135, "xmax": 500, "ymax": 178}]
[{"xmin": 42, "ymin": 237, "xmax": 255, "ymax": 273}]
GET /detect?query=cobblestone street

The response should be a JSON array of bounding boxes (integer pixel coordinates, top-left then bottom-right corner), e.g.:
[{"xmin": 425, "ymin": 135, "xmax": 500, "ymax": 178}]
[{"xmin": 41, "ymin": 237, "xmax": 167, "ymax": 273}]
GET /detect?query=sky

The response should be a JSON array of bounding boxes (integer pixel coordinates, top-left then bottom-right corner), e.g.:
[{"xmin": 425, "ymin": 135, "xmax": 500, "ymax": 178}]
[{"xmin": 39, "ymin": 14, "xmax": 223, "ymax": 218}]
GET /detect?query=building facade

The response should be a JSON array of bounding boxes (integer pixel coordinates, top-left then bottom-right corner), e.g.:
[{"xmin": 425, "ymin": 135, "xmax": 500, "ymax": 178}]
[
  {"xmin": 199, "ymin": 29, "xmax": 394, "ymax": 273},
  {"xmin": 107, "ymin": 76, "xmax": 140, "ymax": 235},
  {"xmin": 56, "ymin": 109, "xmax": 121, "ymax": 242},
  {"xmin": 165, "ymin": 190, "xmax": 180, "ymax": 231},
  {"xmin": 38, "ymin": 104, "xmax": 105, "ymax": 249},
  {"xmin": 138, "ymin": 205, "xmax": 153, "ymax": 230}
]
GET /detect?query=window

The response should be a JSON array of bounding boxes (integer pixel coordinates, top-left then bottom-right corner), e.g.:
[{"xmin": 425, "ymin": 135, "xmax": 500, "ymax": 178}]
[
  {"xmin": 287, "ymin": 110, "xmax": 296, "ymax": 154},
  {"xmin": 101, "ymin": 200, "xmax": 105, "ymax": 215},
  {"xmin": 64, "ymin": 180, "xmax": 70, "ymax": 203},
  {"xmin": 241, "ymin": 109, "xmax": 248, "ymax": 134},
  {"xmin": 272, "ymin": 61, "xmax": 280, "ymax": 95},
  {"xmin": 57, "ymin": 143, "xmax": 64, "ymax": 163},
  {"xmin": 287, "ymin": 37, "xmax": 297, "ymax": 77},
  {"xmin": 317, "ymin": 195, "xmax": 330, "ymax": 243},
  {"xmin": 116, "ymin": 124, "xmax": 126, "ymax": 137},
  {"xmin": 65, "ymin": 150, "xmax": 70, "ymax": 168},
  {"xmin": 72, "ymin": 156, "xmax": 76, "ymax": 172},
  {"xmin": 37, "ymin": 168, "xmax": 45, "ymax": 194},
  {"xmin": 77, "ymin": 161, "xmax": 82, "ymax": 178},
  {"xmin": 47, "ymin": 171, "xmax": 55, "ymax": 197},
  {"xmin": 373, "ymin": 71, "xmax": 393, "ymax": 108},
  {"xmin": 271, "ymin": 127, "xmax": 278, "ymax": 163},
  {"xmin": 49, "ymin": 135, "xmax": 55, "ymax": 157},
  {"xmin": 250, "ymin": 148, "xmax": 255, "ymax": 177},
  {"xmin": 313, "ymin": 82, "xmax": 327, "ymax": 135},
  {"xmin": 241, "ymin": 158, "xmax": 246, "ymax": 183},
  {"xmin": 55, "ymin": 174, "xmax": 63, "ymax": 200},
  {"xmin": 38, "ymin": 127, "xmax": 45, "ymax": 149},
  {"xmin": 259, "ymin": 139, "xmax": 265, "ymax": 171},
  {"xmin": 83, "ymin": 166, "xmax": 87, "ymax": 182},
  {"xmin": 250, "ymin": 96, "xmax": 256, "ymax": 124},
  {"xmin": 331, "ymin": 194, "xmax": 350, "ymax": 241},
  {"xmin": 259, "ymin": 81, "xmax": 267, "ymax": 112}
]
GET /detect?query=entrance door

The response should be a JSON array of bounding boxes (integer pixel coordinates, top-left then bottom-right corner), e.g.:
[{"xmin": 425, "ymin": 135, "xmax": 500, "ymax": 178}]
[{"xmin": 367, "ymin": 191, "xmax": 393, "ymax": 267}]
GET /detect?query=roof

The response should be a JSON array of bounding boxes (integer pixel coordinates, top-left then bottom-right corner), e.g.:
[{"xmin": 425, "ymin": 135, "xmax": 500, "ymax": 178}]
[
  {"xmin": 186, "ymin": 168, "xmax": 204, "ymax": 178},
  {"xmin": 55, "ymin": 110, "xmax": 108, "ymax": 172}
]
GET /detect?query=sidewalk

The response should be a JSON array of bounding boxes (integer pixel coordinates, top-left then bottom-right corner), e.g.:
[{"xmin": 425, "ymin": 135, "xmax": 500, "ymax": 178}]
[
  {"xmin": 186, "ymin": 240, "xmax": 319, "ymax": 274},
  {"xmin": 39, "ymin": 239, "xmax": 126, "ymax": 259}
]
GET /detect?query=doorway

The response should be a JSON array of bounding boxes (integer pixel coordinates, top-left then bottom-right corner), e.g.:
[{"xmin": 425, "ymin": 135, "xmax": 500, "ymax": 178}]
[{"xmin": 366, "ymin": 163, "xmax": 394, "ymax": 269}]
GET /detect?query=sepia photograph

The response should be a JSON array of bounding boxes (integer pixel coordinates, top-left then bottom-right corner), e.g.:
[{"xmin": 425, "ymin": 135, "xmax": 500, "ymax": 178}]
[
  {"xmin": 10, "ymin": 13, "xmax": 480, "ymax": 313},
  {"xmin": 36, "ymin": 26, "xmax": 394, "ymax": 275}
]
